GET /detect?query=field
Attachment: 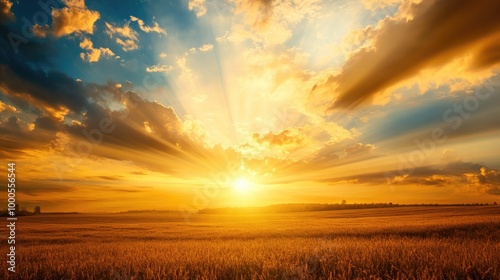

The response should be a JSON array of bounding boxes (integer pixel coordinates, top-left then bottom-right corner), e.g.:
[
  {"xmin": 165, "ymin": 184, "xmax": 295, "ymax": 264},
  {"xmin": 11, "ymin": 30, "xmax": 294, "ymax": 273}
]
[{"xmin": 3, "ymin": 206, "xmax": 500, "ymax": 279}]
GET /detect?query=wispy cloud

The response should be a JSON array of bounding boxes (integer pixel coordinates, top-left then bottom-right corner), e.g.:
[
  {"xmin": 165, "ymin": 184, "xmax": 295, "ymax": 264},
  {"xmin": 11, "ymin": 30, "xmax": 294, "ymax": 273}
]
[
  {"xmin": 130, "ymin": 16, "xmax": 167, "ymax": 35},
  {"xmin": 198, "ymin": 44, "xmax": 214, "ymax": 52},
  {"xmin": 105, "ymin": 22, "xmax": 139, "ymax": 51},
  {"xmin": 146, "ymin": 64, "xmax": 173, "ymax": 73}
]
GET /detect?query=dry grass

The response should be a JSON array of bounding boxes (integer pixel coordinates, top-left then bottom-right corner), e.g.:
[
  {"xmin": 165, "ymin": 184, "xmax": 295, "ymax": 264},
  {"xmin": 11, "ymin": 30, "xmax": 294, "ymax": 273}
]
[{"xmin": 2, "ymin": 206, "xmax": 499, "ymax": 279}]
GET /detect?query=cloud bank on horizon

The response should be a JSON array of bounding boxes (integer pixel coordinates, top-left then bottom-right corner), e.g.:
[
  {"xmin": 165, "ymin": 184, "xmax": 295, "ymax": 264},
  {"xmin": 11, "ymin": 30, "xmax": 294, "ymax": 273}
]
[{"xmin": 1, "ymin": 0, "xmax": 499, "ymax": 211}]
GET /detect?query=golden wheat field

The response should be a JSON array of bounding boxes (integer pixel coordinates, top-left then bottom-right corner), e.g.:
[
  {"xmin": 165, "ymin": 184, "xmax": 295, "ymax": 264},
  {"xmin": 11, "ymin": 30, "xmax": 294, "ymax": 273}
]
[{"xmin": 3, "ymin": 206, "xmax": 500, "ymax": 280}]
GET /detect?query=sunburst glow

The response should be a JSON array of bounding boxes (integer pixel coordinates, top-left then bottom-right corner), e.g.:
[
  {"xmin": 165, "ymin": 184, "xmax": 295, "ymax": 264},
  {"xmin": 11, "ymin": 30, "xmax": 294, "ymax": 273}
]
[{"xmin": 233, "ymin": 178, "xmax": 251, "ymax": 193}]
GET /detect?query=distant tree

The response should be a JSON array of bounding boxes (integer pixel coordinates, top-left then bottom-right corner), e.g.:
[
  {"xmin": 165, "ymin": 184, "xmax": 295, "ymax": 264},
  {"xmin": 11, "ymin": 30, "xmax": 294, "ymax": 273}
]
[
  {"xmin": 341, "ymin": 200, "xmax": 347, "ymax": 205},
  {"xmin": 34, "ymin": 206, "xmax": 41, "ymax": 215},
  {"xmin": 494, "ymin": 202, "xmax": 498, "ymax": 206}
]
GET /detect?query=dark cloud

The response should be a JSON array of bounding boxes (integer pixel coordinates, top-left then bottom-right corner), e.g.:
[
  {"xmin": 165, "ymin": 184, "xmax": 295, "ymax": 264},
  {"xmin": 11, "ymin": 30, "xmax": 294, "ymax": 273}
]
[
  {"xmin": 15, "ymin": 179, "xmax": 77, "ymax": 196},
  {"xmin": 315, "ymin": 0, "xmax": 500, "ymax": 109},
  {"xmin": 0, "ymin": 19, "xmax": 230, "ymax": 177},
  {"xmin": 335, "ymin": 160, "xmax": 500, "ymax": 195},
  {"xmin": 34, "ymin": 116, "xmax": 61, "ymax": 131},
  {"xmin": 0, "ymin": 52, "xmax": 235, "ymax": 177},
  {"xmin": 0, "ymin": 65, "xmax": 90, "ymax": 113},
  {"xmin": 0, "ymin": 25, "xmax": 89, "ymax": 115},
  {"xmin": 0, "ymin": 115, "xmax": 59, "ymax": 158}
]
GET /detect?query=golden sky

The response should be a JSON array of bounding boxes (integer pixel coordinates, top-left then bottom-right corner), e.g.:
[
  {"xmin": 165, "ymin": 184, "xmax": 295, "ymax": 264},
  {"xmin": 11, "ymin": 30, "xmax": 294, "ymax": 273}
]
[{"xmin": 1, "ymin": 0, "xmax": 500, "ymax": 211}]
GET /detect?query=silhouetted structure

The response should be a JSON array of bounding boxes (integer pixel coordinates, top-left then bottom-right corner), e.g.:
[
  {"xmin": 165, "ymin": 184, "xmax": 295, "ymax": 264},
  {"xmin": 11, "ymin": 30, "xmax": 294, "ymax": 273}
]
[{"xmin": 34, "ymin": 206, "xmax": 41, "ymax": 215}]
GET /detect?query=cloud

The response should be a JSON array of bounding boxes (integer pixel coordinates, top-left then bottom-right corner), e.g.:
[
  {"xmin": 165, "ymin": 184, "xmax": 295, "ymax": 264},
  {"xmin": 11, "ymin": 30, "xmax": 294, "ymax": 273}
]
[
  {"xmin": 32, "ymin": 24, "xmax": 50, "ymax": 38},
  {"xmin": 345, "ymin": 160, "xmax": 500, "ymax": 196},
  {"xmin": 0, "ymin": 0, "xmax": 14, "ymax": 22},
  {"xmin": 63, "ymin": 0, "xmax": 86, "ymax": 8},
  {"xmin": 441, "ymin": 149, "xmax": 461, "ymax": 163},
  {"xmin": 105, "ymin": 22, "xmax": 138, "ymax": 41},
  {"xmin": 0, "ymin": 43, "xmax": 232, "ymax": 177},
  {"xmin": 115, "ymin": 38, "xmax": 138, "ymax": 52},
  {"xmin": 308, "ymin": 141, "xmax": 373, "ymax": 167},
  {"xmin": 344, "ymin": 143, "xmax": 375, "ymax": 157},
  {"xmin": 314, "ymin": 0, "xmax": 500, "ymax": 109},
  {"xmin": 79, "ymin": 38, "xmax": 115, "ymax": 63},
  {"xmin": 0, "ymin": 114, "xmax": 61, "ymax": 158},
  {"xmin": 0, "ymin": 63, "xmax": 89, "ymax": 116},
  {"xmin": 130, "ymin": 16, "xmax": 166, "ymax": 34},
  {"xmin": 463, "ymin": 167, "xmax": 500, "ymax": 195},
  {"xmin": 104, "ymin": 16, "xmax": 165, "ymax": 52},
  {"xmin": 0, "ymin": 74, "xmax": 218, "ymax": 177},
  {"xmin": 188, "ymin": 0, "xmax": 207, "ymax": 17},
  {"xmin": 469, "ymin": 34, "xmax": 500, "ymax": 71},
  {"xmin": 235, "ymin": 0, "xmax": 274, "ymax": 27},
  {"xmin": 159, "ymin": 53, "xmax": 167, "ymax": 58},
  {"xmin": 198, "ymin": 44, "xmax": 214, "ymax": 52},
  {"xmin": 175, "ymin": 56, "xmax": 195, "ymax": 87},
  {"xmin": 217, "ymin": 0, "xmax": 319, "ymax": 47},
  {"xmin": 145, "ymin": 64, "xmax": 173, "ymax": 73},
  {"xmin": 252, "ymin": 129, "xmax": 306, "ymax": 147},
  {"xmin": 12, "ymin": 179, "xmax": 77, "ymax": 196},
  {"xmin": 105, "ymin": 22, "xmax": 139, "ymax": 51},
  {"xmin": 0, "ymin": 100, "xmax": 17, "ymax": 113},
  {"xmin": 361, "ymin": 0, "xmax": 404, "ymax": 10},
  {"xmin": 51, "ymin": 0, "xmax": 100, "ymax": 37}
]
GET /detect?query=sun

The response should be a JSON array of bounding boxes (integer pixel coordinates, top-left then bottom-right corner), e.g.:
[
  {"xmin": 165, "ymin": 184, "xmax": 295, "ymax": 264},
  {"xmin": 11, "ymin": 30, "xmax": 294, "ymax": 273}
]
[{"xmin": 233, "ymin": 178, "xmax": 251, "ymax": 193}]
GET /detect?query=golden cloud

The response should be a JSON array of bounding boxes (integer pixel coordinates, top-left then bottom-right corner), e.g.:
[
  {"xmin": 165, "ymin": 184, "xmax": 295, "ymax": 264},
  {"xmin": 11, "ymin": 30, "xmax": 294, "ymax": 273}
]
[
  {"xmin": 79, "ymin": 38, "xmax": 115, "ymax": 63},
  {"xmin": 130, "ymin": 16, "xmax": 166, "ymax": 34},
  {"xmin": 0, "ymin": 100, "xmax": 17, "ymax": 113},
  {"xmin": 188, "ymin": 0, "xmax": 207, "ymax": 17},
  {"xmin": 252, "ymin": 129, "xmax": 306, "ymax": 147},
  {"xmin": 105, "ymin": 22, "xmax": 139, "ymax": 51},
  {"xmin": 32, "ymin": 24, "xmax": 50, "ymax": 38},
  {"xmin": 314, "ymin": 0, "xmax": 500, "ymax": 109},
  {"xmin": 52, "ymin": 0, "xmax": 100, "ymax": 37}
]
